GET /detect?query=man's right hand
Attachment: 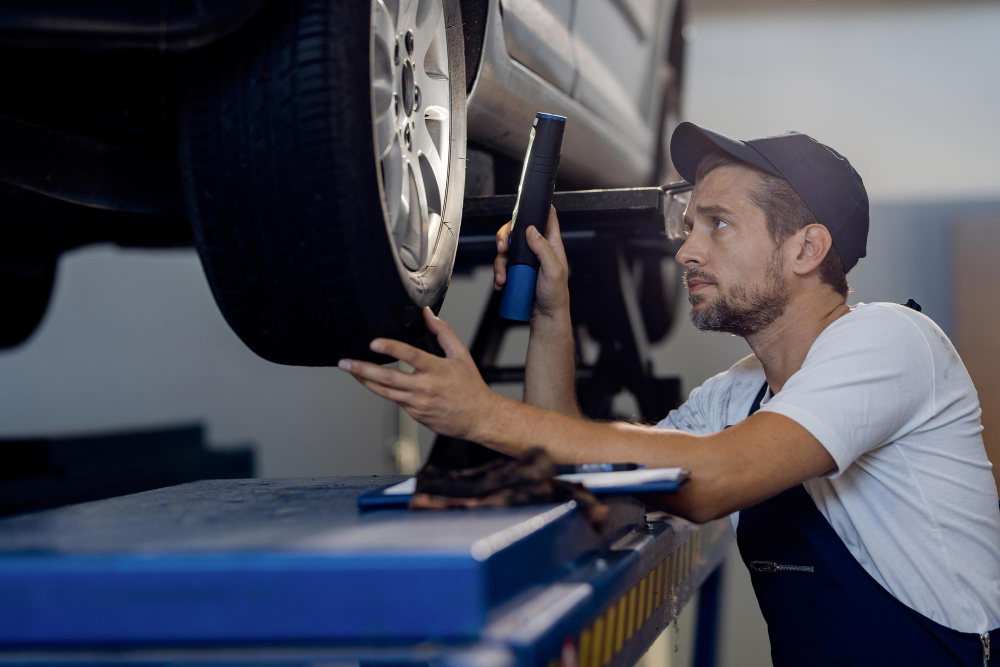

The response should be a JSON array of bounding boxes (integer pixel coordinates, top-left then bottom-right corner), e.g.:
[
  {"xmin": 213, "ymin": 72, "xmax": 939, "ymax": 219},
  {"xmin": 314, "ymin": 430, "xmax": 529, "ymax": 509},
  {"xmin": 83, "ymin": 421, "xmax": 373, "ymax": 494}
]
[
  {"xmin": 495, "ymin": 205, "xmax": 580, "ymax": 417},
  {"xmin": 493, "ymin": 205, "xmax": 570, "ymax": 321}
]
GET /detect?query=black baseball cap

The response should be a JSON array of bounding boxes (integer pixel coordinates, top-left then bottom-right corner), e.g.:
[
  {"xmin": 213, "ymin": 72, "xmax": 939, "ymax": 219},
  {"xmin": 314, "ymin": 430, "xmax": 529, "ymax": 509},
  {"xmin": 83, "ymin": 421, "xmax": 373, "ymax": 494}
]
[{"xmin": 670, "ymin": 122, "xmax": 869, "ymax": 272}]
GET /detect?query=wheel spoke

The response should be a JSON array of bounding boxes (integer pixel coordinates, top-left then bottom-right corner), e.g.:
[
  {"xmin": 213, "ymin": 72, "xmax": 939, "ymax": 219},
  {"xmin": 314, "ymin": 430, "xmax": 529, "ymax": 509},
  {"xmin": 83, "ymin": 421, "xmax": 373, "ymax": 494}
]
[
  {"xmin": 381, "ymin": 137, "xmax": 403, "ymax": 231},
  {"xmin": 372, "ymin": 80, "xmax": 393, "ymax": 115},
  {"xmin": 418, "ymin": 151, "xmax": 444, "ymax": 259},
  {"xmin": 396, "ymin": 160, "xmax": 412, "ymax": 245},
  {"xmin": 408, "ymin": 160, "xmax": 431, "ymax": 266},
  {"xmin": 373, "ymin": 0, "xmax": 399, "ymax": 159},
  {"xmin": 417, "ymin": 15, "xmax": 448, "ymax": 86},
  {"xmin": 414, "ymin": 115, "xmax": 448, "ymax": 207},
  {"xmin": 396, "ymin": 160, "xmax": 428, "ymax": 269},
  {"xmin": 374, "ymin": 98, "xmax": 398, "ymax": 160},
  {"xmin": 398, "ymin": 0, "xmax": 420, "ymax": 32},
  {"xmin": 413, "ymin": 0, "xmax": 443, "ymax": 54},
  {"xmin": 379, "ymin": 0, "xmax": 400, "ymax": 29},
  {"xmin": 372, "ymin": 0, "xmax": 397, "ymax": 59},
  {"xmin": 415, "ymin": 66, "xmax": 450, "ymax": 118}
]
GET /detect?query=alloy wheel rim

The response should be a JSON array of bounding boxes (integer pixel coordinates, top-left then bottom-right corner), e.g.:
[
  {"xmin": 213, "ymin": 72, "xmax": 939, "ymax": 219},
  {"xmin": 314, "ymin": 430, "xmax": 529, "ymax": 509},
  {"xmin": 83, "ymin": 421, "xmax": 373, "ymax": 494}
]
[{"xmin": 372, "ymin": 0, "xmax": 451, "ymax": 272}]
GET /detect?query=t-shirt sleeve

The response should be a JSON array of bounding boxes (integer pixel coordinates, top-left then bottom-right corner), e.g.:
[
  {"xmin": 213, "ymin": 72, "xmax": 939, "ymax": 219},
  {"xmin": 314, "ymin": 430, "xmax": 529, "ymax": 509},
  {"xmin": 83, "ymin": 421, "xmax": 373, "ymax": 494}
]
[
  {"xmin": 758, "ymin": 306, "xmax": 936, "ymax": 477},
  {"xmin": 656, "ymin": 369, "xmax": 730, "ymax": 435}
]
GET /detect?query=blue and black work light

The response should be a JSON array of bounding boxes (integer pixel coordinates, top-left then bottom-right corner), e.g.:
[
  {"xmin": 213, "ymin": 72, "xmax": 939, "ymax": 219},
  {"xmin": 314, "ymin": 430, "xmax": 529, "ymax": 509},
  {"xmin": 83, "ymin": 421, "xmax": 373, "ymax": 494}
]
[{"xmin": 499, "ymin": 112, "xmax": 567, "ymax": 322}]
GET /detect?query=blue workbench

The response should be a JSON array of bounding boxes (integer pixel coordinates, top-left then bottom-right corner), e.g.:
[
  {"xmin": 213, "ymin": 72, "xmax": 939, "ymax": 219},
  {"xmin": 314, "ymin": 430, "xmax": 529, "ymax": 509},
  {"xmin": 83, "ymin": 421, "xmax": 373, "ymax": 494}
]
[{"xmin": 0, "ymin": 477, "xmax": 732, "ymax": 666}]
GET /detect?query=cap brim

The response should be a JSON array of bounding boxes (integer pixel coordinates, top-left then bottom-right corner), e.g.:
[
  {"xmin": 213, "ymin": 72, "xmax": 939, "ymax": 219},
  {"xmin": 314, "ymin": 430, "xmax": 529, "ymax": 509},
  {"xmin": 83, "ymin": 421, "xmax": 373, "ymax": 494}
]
[{"xmin": 670, "ymin": 122, "xmax": 782, "ymax": 184}]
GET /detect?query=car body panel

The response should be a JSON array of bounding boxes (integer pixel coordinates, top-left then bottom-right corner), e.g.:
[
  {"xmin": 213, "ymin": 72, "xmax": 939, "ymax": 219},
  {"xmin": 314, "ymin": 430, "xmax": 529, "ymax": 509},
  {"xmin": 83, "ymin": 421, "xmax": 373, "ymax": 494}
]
[
  {"xmin": 570, "ymin": 25, "xmax": 654, "ymax": 154},
  {"xmin": 574, "ymin": 0, "xmax": 673, "ymax": 131},
  {"xmin": 469, "ymin": 0, "xmax": 678, "ymax": 187},
  {"xmin": 499, "ymin": 0, "xmax": 575, "ymax": 94}
]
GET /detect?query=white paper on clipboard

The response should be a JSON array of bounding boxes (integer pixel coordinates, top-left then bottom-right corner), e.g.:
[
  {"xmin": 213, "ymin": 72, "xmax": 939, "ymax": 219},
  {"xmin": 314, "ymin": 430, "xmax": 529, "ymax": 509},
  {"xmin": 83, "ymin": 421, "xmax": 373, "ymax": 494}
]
[
  {"xmin": 380, "ymin": 468, "xmax": 687, "ymax": 495},
  {"xmin": 555, "ymin": 467, "xmax": 687, "ymax": 488}
]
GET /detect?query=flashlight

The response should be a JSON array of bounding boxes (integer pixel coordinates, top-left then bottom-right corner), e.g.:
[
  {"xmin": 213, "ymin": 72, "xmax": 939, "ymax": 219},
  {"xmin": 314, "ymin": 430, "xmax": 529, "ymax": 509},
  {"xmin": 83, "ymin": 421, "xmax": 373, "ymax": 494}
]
[{"xmin": 498, "ymin": 112, "xmax": 567, "ymax": 322}]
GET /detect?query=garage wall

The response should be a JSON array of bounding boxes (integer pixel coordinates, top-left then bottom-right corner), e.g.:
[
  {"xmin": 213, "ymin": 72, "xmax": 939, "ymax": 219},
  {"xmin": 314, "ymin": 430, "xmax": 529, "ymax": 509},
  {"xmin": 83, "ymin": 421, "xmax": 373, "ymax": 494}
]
[
  {"xmin": 684, "ymin": 0, "xmax": 1000, "ymax": 203},
  {"xmin": 954, "ymin": 218, "xmax": 1000, "ymax": 496}
]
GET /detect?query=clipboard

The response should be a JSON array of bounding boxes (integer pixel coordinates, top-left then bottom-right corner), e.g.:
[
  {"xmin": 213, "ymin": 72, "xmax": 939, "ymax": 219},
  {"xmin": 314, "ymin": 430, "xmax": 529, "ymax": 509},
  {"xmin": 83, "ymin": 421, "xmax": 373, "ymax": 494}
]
[{"xmin": 357, "ymin": 467, "xmax": 690, "ymax": 509}]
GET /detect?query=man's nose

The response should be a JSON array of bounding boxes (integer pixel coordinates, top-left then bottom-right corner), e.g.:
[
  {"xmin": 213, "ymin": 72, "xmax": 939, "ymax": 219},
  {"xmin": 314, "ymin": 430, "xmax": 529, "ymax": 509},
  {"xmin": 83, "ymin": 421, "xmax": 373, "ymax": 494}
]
[{"xmin": 675, "ymin": 232, "xmax": 708, "ymax": 268}]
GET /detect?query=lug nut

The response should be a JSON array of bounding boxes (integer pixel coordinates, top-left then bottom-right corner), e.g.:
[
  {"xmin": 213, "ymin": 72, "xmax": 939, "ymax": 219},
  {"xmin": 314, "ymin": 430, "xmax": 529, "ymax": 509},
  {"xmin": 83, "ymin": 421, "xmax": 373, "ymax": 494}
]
[
  {"xmin": 413, "ymin": 85, "xmax": 421, "ymax": 112},
  {"xmin": 404, "ymin": 125, "xmax": 412, "ymax": 149},
  {"xmin": 405, "ymin": 30, "xmax": 414, "ymax": 55}
]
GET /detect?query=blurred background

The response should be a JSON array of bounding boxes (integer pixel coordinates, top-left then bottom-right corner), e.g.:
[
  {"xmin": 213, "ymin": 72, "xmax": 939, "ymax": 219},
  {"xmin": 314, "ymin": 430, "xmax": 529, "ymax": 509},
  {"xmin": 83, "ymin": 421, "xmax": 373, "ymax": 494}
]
[{"xmin": 2, "ymin": 1, "xmax": 998, "ymax": 665}]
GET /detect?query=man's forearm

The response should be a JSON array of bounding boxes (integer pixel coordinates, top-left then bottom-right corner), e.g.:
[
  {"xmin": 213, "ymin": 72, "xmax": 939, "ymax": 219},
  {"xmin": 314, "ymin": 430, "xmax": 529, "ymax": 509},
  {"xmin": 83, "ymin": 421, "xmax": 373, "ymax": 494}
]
[
  {"xmin": 523, "ymin": 312, "xmax": 582, "ymax": 418},
  {"xmin": 469, "ymin": 397, "xmax": 836, "ymax": 524},
  {"xmin": 474, "ymin": 396, "xmax": 689, "ymax": 467},
  {"xmin": 472, "ymin": 395, "xmax": 720, "ymax": 521}
]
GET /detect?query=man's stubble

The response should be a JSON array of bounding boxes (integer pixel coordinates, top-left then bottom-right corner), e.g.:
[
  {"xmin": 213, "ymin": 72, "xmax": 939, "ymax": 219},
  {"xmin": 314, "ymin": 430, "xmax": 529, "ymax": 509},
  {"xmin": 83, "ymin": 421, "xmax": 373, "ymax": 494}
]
[{"xmin": 687, "ymin": 251, "xmax": 789, "ymax": 337}]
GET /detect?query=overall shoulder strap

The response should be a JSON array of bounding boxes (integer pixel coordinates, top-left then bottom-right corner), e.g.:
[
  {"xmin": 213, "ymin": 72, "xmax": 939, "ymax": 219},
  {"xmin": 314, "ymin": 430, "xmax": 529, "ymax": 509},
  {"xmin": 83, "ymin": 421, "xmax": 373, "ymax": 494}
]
[{"xmin": 748, "ymin": 382, "xmax": 769, "ymax": 417}]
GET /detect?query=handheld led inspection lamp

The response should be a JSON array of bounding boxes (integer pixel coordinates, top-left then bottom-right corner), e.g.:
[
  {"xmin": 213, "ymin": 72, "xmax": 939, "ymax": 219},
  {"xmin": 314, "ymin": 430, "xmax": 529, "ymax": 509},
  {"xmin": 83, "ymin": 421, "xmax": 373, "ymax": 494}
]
[{"xmin": 498, "ymin": 112, "xmax": 567, "ymax": 321}]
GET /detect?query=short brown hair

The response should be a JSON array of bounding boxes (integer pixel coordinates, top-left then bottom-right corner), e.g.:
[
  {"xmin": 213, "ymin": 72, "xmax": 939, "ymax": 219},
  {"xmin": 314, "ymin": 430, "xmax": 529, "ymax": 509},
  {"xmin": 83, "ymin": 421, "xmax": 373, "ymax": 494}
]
[{"xmin": 695, "ymin": 153, "xmax": 849, "ymax": 297}]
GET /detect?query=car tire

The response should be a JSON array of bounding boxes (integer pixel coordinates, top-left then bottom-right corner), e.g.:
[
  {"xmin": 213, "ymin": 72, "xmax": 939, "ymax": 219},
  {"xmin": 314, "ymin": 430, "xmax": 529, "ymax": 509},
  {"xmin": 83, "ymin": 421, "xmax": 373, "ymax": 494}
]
[
  {"xmin": 177, "ymin": 0, "xmax": 466, "ymax": 366},
  {"xmin": 0, "ymin": 255, "xmax": 56, "ymax": 349},
  {"xmin": 635, "ymin": 252, "xmax": 683, "ymax": 345}
]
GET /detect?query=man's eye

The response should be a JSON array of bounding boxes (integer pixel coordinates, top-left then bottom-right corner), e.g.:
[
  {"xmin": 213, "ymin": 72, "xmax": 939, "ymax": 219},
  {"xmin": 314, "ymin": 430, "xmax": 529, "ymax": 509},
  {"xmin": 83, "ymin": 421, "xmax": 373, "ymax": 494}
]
[{"xmin": 714, "ymin": 219, "xmax": 729, "ymax": 230}]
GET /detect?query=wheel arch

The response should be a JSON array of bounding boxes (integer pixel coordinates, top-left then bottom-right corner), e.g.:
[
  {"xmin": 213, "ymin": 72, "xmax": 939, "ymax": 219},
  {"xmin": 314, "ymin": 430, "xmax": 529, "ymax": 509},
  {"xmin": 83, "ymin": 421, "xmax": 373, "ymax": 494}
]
[
  {"xmin": 459, "ymin": 0, "xmax": 490, "ymax": 94},
  {"xmin": 668, "ymin": 0, "xmax": 688, "ymax": 91}
]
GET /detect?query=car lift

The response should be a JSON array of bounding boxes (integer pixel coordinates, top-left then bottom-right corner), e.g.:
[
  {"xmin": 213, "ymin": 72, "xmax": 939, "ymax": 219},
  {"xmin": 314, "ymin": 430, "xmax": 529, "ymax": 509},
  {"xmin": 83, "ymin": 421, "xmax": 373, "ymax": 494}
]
[{"xmin": 0, "ymin": 185, "xmax": 733, "ymax": 667}]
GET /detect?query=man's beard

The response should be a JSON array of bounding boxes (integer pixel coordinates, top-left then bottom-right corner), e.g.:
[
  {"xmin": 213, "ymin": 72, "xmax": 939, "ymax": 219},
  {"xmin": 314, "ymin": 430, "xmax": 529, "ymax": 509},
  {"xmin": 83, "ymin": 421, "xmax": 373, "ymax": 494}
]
[{"xmin": 686, "ymin": 253, "xmax": 789, "ymax": 337}]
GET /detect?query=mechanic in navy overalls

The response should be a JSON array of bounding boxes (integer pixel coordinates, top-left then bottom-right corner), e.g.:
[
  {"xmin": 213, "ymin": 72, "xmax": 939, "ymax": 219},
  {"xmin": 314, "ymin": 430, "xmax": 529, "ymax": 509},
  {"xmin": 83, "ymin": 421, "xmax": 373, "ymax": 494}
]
[{"xmin": 339, "ymin": 123, "xmax": 1000, "ymax": 665}]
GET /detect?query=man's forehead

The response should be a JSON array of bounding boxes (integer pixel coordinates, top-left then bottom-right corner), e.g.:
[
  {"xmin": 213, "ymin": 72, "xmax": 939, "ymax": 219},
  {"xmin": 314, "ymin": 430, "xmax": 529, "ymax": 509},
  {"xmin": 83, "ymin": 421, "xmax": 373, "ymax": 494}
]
[{"xmin": 687, "ymin": 164, "xmax": 763, "ymax": 215}]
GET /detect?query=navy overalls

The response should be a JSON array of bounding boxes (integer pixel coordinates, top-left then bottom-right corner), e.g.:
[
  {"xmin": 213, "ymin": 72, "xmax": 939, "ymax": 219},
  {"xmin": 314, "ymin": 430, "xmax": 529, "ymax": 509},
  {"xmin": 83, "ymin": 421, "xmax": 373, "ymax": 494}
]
[{"xmin": 736, "ymin": 382, "xmax": 999, "ymax": 666}]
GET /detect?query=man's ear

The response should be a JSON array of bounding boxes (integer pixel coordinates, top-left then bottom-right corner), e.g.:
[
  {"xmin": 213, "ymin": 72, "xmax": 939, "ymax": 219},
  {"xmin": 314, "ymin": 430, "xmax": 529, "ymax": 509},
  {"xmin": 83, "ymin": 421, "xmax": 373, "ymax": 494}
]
[{"xmin": 790, "ymin": 224, "xmax": 833, "ymax": 276}]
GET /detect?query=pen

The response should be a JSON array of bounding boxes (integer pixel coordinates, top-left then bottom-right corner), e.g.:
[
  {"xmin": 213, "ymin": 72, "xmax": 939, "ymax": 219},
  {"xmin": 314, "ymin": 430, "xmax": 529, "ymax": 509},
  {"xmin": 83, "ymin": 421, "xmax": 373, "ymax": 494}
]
[{"xmin": 554, "ymin": 463, "xmax": 640, "ymax": 474}]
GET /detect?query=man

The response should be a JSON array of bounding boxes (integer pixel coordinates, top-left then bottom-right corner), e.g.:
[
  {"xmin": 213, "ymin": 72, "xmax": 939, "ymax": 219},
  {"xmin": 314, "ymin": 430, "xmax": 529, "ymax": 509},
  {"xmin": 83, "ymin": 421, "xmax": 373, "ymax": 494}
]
[{"xmin": 339, "ymin": 122, "xmax": 1000, "ymax": 665}]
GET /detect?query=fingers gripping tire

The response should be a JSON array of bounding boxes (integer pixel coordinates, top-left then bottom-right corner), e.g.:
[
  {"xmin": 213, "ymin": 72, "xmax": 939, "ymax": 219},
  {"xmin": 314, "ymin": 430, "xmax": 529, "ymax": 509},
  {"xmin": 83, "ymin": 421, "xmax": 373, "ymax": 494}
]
[{"xmin": 178, "ymin": 0, "xmax": 466, "ymax": 365}]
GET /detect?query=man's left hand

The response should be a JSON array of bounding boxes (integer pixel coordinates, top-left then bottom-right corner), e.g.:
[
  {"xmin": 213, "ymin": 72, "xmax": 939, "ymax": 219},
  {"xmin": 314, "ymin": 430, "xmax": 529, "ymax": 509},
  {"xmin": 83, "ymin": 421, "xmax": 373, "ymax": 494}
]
[{"xmin": 338, "ymin": 307, "xmax": 500, "ymax": 441}]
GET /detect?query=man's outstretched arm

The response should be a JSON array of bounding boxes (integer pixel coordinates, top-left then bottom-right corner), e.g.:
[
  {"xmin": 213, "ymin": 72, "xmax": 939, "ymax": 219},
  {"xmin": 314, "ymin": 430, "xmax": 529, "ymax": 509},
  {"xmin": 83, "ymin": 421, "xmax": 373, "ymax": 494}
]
[
  {"xmin": 494, "ymin": 208, "xmax": 581, "ymax": 418},
  {"xmin": 338, "ymin": 308, "xmax": 835, "ymax": 524}
]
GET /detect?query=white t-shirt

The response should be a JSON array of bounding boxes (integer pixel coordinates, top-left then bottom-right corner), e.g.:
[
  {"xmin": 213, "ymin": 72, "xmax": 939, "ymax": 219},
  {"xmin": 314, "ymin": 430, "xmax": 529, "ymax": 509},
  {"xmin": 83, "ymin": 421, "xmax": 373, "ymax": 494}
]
[{"xmin": 656, "ymin": 302, "xmax": 1000, "ymax": 633}]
